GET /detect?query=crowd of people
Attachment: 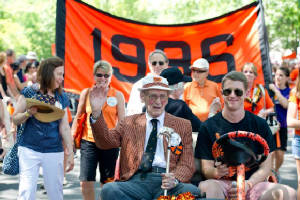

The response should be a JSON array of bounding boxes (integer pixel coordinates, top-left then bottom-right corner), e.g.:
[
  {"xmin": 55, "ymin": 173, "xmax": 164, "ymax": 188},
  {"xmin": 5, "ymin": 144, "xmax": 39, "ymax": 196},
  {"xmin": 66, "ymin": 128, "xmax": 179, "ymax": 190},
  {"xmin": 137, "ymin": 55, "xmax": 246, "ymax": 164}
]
[
  {"xmin": 0, "ymin": 48, "xmax": 300, "ymax": 200},
  {"xmin": 0, "ymin": 49, "xmax": 39, "ymax": 161}
]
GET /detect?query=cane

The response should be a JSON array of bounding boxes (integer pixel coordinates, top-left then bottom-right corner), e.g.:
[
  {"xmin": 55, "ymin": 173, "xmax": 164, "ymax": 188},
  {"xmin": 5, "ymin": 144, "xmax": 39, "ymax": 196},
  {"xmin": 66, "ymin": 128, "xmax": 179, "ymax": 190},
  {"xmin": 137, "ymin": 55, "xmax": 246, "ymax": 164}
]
[{"xmin": 159, "ymin": 127, "xmax": 176, "ymax": 196}]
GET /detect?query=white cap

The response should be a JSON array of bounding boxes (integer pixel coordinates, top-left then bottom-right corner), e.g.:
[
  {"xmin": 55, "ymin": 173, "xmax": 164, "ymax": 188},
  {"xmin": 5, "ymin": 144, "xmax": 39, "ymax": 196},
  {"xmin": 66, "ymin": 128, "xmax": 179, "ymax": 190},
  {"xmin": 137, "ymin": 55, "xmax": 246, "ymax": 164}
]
[
  {"xmin": 190, "ymin": 58, "xmax": 209, "ymax": 70},
  {"xmin": 26, "ymin": 51, "xmax": 38, "ymax": 60},
  {"xmin": 138, "ymin": 74, "xmax": 172, "ymax": 91}
]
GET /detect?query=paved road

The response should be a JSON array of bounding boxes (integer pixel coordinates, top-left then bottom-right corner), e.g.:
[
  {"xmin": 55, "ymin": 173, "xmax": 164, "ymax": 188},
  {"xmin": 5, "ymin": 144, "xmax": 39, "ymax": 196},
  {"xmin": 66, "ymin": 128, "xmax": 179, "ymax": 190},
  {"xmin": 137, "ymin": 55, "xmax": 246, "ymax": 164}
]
[
  {"xmin": 0, "ymin": 151, "xmax": 96, "ymax": 200},
  {"xmin": 0, "ymin": 134, "xmax": 298, "ymax": 200}
]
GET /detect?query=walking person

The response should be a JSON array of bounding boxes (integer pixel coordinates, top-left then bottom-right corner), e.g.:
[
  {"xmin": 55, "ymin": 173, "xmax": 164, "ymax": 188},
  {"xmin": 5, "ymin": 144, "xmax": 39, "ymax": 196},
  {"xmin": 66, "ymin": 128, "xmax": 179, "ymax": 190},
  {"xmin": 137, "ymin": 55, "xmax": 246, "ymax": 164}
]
[
  {"xmin": 12, "ymin": 57, "xmax": 74, "ymax": 200},
  {"xmin": 71, "ymin": 60, "xmax": 125, "ymax": 200},
  {"xmin": 269, "ymin": 67, "xmax": 290, "ymax": 176},
  {"xmin": 287, "ymin": 67, "xmax": 300, "ymax": 200}
]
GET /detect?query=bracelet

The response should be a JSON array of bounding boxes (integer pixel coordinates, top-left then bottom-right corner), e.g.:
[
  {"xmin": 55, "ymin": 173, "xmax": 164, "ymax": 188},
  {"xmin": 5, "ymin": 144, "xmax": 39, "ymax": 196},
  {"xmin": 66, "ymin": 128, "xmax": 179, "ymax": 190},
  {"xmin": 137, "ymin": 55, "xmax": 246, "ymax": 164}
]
[{"xmin": 25, "ymin": 111, "xmax": 32, "ymax": 118}]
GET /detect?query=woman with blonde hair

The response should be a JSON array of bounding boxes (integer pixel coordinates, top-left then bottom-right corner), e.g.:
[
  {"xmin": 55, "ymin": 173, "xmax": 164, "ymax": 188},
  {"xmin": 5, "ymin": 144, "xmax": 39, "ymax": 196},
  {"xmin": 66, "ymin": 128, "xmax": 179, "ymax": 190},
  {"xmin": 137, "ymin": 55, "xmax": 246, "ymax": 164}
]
[
  {"xmin": 242, "ymin": 62, "xmax": 274, "ymax": 118},
  {"xmin": 269, "ymin": 67, "xmax": 290, "ymax": 174},
  {"xmin": 72, "ymin": 60, "xmax": 125, "ymax": 200}
]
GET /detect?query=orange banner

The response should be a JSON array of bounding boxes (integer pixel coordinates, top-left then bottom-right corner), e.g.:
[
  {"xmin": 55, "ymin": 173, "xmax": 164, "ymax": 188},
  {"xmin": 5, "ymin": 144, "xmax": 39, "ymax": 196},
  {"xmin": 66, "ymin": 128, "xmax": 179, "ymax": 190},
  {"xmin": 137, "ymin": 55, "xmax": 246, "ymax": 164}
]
[{"xmin": 56, "ymin": 0, "xmax": 272, "ymax": 101}]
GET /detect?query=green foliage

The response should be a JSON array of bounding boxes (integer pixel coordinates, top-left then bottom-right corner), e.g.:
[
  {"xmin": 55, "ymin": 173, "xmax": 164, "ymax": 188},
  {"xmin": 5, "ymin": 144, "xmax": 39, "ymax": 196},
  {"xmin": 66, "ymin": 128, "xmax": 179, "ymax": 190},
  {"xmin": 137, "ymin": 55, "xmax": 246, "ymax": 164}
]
[
  {"xmin": 0, "ymin": 0, "xmax": 298, "ymax": 59},
  {"xmin": 264, "ymin": 0, "xmax": 300, "ymax": 51},
  {"xmin": 0, "ymin": 0, "xmax": 56, "ymax": 59}
]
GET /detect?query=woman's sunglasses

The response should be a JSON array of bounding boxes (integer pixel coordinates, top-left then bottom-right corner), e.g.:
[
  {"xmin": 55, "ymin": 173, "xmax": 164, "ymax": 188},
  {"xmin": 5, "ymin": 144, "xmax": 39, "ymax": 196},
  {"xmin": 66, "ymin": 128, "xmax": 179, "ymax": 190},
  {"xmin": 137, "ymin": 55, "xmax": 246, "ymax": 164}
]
[
  {"xmin": 222, "ymin": 88, "xmax": 244, "ymax": 97},
  {"xmin": 151, "ymin": 61, "xmax": 165, "ymax": 66},
  {"xmin": 95, "ymin": 73, "xmax": 110, "ymax": 78}
]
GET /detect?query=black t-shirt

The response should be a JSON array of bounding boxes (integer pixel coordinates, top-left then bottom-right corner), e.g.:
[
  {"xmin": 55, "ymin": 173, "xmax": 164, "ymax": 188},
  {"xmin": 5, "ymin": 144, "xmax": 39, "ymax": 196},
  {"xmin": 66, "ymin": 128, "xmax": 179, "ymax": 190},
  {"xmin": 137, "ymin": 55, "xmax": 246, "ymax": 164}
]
[{"xmin": 195, "ymin": 111, "xmax": 275, "ymax": 179}]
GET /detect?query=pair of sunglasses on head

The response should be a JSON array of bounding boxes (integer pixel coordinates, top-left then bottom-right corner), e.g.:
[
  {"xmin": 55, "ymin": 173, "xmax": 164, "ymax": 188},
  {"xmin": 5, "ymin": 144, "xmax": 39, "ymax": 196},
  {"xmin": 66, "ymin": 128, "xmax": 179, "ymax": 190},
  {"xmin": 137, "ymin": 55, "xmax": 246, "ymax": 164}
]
[{"xmin": 222, "ymin": 88, "xmax": 244, "ymax": 97}]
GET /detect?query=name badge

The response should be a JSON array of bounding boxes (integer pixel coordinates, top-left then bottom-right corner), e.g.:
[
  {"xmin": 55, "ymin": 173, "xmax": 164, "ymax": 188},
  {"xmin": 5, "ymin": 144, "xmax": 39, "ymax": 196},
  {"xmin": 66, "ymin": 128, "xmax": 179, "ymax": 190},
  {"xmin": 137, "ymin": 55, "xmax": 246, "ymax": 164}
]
[{"xmin": 107, "ymin": 97, "xmax": 117, "ymax": 107}]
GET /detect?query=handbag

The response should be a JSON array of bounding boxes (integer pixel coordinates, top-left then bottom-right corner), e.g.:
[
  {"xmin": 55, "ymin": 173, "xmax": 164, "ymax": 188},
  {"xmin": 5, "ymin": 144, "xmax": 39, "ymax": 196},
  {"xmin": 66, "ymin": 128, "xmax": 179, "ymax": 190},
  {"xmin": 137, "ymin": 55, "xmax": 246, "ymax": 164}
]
[
  {"xmin": 73, "ymin": 89, "xmax": 90, "ymax": 149},
  {"xmin": 3, "ymin": 124, "xmax": 25, "ymax": 175},
  {"xmin": 266, "ymin": 113, "xmax": 280, "ymax": 135},
  {"xmin": 73, "ymin": 113, "xmax": 87, "ymax": 149}
]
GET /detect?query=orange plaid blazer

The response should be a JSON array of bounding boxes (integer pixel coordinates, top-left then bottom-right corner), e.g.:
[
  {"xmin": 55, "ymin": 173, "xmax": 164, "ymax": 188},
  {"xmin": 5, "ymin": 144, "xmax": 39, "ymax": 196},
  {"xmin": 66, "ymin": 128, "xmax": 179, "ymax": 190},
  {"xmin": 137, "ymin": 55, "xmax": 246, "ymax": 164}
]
[{"xmin": 91, "ymin": 112, "xmax": 195, "ymax": 183}]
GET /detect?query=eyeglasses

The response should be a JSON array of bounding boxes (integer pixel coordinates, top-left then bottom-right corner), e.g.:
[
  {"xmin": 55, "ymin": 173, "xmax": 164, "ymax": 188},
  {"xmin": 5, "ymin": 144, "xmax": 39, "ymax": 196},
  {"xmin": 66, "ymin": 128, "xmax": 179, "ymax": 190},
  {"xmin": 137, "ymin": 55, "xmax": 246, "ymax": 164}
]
[
  {"xmin": 222, "ymin": 88, "xmax": 244, "ymax": 97},
  {"xmin": 151, "ymin": 61, "xmax": 165, "ymax": 66},
  {"xmin": 95, "ymin": 73, "xmax": 110, "ymax": 78},
  {"xmin": 191, "ymin": 69, "xmax": 207, "ymax": 73},
  {"xmin": 148, "ymin": 94, "xmax": 168, "ymax": 101}
]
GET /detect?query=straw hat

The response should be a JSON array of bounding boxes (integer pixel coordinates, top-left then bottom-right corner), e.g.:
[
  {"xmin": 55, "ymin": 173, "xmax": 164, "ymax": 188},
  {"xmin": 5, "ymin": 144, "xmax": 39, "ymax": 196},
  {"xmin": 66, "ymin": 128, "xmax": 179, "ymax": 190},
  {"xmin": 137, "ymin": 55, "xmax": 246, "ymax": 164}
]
[
  {"xmin": 138, "ymin": 74, "xmax": 172, "ymax": 91},
  {"xmin": 25, "ymin": 98, "xmax": 65, "ymax": 123}
]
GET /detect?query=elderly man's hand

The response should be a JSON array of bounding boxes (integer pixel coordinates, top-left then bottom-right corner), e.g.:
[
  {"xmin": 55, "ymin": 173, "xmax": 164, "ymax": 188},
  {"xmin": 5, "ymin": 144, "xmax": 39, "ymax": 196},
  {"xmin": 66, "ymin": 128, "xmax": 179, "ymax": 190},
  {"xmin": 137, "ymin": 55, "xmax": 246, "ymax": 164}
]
[
  {"xmin": 89, "ymin": 84, "xmax": 109, "ymax": 118},
  {"xmin": 161, "ymin": 173, "xmax": 178, "ymax": 190}
]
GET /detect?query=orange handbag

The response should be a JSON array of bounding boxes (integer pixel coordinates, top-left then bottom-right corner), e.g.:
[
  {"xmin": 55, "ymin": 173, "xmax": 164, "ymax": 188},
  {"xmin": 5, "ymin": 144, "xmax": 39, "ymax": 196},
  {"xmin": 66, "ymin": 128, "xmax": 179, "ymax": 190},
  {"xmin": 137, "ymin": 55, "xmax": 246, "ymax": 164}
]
[
  {"xmin": 73, "ymin": 112, "xmax": 87, "ymax": 149},
  {"xmin": 73, "ymin": 89, "xmax": 90, "ymax": 149}
]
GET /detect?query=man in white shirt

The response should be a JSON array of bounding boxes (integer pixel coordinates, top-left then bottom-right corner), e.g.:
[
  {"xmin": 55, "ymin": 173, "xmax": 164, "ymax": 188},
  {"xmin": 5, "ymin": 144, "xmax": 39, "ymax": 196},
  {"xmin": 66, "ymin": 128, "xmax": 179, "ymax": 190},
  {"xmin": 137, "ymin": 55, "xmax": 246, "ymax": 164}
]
[{"xmin": 126, "ymin": 49, "xmax": 169, "ymax": 116}]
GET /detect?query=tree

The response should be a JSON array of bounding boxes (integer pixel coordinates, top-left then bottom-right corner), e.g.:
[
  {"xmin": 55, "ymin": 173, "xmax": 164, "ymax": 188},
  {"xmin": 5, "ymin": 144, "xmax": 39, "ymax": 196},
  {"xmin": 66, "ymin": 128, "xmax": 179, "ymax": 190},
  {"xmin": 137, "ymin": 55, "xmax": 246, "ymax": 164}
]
[
  {"xmin": 0, "ymin": 0, "xmax": 56, "ymax": 59},
  {"xmin": 264, "ymin": 0, "xmax": 299, "ymax": 51}
]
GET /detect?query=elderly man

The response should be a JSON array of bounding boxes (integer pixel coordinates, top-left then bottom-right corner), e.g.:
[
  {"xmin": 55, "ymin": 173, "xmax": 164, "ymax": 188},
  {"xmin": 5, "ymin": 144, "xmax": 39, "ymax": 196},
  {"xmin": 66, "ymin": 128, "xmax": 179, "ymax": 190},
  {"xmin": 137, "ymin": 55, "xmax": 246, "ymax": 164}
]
[
  {"xmin": 183, "ymin": 58, "xmax": 222, "ymax": 122},
  {"xmin": 195, "ymin": 71, "xmax": 296, "ymax": 199},
  {"xmin": 89, "ymin": 74, "xmax": 200, "ymax": 200}
]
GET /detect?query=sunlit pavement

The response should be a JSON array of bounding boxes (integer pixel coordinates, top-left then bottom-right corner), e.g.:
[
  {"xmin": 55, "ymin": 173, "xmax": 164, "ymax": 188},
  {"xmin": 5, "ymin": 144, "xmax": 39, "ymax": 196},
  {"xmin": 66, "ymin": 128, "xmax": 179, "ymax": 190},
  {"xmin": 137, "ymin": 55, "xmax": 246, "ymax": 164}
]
[
  {"xmin": 0, "ymin": 134, "xmax": 298, "ymax": 200},
  {"xmin": 0, "ymin": 152, "xmax": 101, "ymax": 200},
  {"xmin": 279, "ymin": 134, "xmax": 298, "ymax": 189}
]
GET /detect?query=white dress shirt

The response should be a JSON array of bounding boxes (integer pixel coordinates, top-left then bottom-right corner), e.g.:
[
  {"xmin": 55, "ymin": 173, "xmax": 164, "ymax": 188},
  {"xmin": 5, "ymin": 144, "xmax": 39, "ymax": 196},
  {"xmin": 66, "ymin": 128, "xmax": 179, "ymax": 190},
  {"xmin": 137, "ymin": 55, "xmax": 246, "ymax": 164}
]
[{"xmin": 145, "ymin": 111, "xmax": 166, "ymax": 168}]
